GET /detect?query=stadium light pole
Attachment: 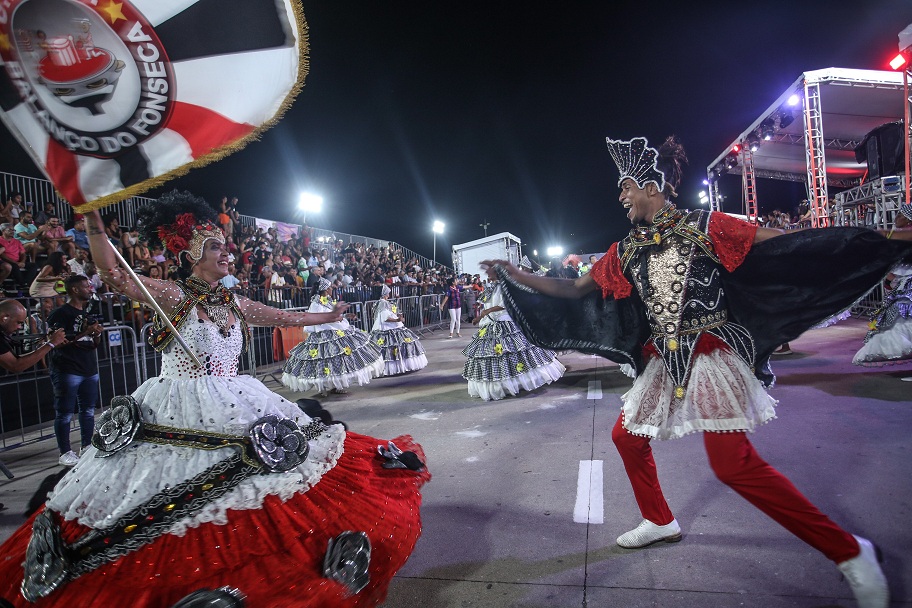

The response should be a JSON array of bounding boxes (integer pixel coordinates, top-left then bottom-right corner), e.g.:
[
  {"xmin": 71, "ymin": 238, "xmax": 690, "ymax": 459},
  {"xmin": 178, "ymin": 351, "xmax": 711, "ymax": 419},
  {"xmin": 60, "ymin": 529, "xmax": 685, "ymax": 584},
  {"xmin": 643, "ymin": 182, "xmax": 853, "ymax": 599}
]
[
  {"xmin": 432, "ymin": 220, "xmax": 445, "ymax": 266},
  {"xmin": 298, "ymin": 192, "xmax": 323, "ymax": 226}
]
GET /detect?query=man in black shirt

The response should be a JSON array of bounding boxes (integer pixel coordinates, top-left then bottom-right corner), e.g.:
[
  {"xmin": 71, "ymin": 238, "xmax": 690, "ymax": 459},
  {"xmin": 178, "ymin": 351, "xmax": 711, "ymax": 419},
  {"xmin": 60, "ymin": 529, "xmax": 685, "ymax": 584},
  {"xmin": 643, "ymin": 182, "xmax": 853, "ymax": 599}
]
[{"xmin": 47, "ymin": 275, "xmax": 103, "ymax": 467}]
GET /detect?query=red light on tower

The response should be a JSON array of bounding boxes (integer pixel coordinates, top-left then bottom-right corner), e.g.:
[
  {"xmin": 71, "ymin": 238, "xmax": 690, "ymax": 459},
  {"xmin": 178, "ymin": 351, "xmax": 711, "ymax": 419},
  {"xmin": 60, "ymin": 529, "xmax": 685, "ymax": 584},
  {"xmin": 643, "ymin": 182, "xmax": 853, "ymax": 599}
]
[
  {"xmin": 890, "ymin": 52, "xmax": 908, "ymax": 70},
  {"xmin": 731, "ymin": 144, "xmax": 741, "ymax": 153}
]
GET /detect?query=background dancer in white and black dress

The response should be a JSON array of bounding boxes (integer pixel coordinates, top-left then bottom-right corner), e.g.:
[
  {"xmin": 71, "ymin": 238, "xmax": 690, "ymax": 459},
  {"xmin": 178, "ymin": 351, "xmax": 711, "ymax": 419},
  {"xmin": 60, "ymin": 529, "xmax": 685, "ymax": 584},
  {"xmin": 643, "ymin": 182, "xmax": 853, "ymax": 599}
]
[
  {"xmin": 282, "ymin": 277, "xmax": 383, "ymax": 396},
  {"xmin": 462, "ymin": 266, "xmax": 565, "ymax": 401},
  {"xmin": 370, "ymin": 284, "xmax": 428, "ymax": 376}
]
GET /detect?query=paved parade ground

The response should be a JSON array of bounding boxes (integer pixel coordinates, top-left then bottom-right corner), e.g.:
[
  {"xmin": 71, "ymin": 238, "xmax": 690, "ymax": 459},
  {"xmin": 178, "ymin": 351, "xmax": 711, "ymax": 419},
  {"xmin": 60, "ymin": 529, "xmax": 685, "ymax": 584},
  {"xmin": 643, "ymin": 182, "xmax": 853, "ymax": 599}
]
[{"xmin": 1, "ymin": 318, "xmax": 910, "ymax": 607}]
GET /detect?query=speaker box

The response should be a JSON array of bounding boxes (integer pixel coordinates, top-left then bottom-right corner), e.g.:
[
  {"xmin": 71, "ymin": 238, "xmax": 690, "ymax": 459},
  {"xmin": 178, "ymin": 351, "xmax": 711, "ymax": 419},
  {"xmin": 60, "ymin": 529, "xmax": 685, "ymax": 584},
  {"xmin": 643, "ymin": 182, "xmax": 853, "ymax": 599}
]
[{"xmin": 855, "ymin": 121, "xmax": 906, "ymax": 180}]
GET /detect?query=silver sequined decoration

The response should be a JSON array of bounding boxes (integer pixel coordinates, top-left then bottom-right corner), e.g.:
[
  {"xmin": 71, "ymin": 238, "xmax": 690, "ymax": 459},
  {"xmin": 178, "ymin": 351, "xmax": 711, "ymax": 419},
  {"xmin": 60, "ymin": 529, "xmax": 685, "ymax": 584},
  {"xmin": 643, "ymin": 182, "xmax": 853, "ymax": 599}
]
[
  {"xmin": 21, "ymin": 510, "xmax": 70, "ymax": 602},
  {"xmin": 92, "ymin": 395, "xmax": 144, "ymax": 457},
  {"xmin": 323, "ymin": 531, "xmax": 371, "ymax": 596}
]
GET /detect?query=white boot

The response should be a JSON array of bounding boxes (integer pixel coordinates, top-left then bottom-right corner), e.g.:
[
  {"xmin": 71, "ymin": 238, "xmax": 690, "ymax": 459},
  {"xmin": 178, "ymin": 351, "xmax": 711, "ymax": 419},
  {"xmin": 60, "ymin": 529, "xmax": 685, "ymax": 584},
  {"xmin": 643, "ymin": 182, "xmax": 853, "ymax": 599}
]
[
  {"xmin": 837, "ymin": 535, "xmax": 888, "ymax": 608},
  {"xmin": 616, "ymin": 518, "xmax": 682, "ymax": 549}
]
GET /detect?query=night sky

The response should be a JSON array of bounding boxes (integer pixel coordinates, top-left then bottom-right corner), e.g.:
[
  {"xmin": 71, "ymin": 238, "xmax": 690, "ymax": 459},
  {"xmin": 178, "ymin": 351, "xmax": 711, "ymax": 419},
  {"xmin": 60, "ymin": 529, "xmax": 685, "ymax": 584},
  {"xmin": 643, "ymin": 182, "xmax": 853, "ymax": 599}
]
[{"xmin": 2, "ymin": 1, "xmax": 910, "ymax": 262}]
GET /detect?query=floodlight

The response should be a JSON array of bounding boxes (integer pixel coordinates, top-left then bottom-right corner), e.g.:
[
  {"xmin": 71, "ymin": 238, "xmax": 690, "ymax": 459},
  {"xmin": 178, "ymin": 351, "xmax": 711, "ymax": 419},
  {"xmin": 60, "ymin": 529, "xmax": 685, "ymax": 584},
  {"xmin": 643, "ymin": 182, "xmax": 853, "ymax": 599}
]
[
  {"xmin": 890, "ymin": 52, "xmax": 908, "ymax": 70},
  {"xmin": 787, "ymin": 94, "xmax": 800, "ymax": 106},
  {"xmin": 298, "ymin": 192, "xmax": 323, "ymax": 212},
  {"xmin": 432, "ymin": 220, "xmax": 445, "ymax": 234},
  {"xmin": 546, "ymin": 246, "xmax": 563, "ymax": 257}
]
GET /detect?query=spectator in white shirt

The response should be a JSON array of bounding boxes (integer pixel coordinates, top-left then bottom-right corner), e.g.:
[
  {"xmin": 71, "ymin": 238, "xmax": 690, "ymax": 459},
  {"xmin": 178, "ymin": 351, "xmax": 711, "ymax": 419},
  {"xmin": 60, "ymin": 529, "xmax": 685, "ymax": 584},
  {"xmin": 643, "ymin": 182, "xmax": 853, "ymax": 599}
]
[{"xmin": 67, "ymin": 247, "xmax": 90, "ymax": 277}]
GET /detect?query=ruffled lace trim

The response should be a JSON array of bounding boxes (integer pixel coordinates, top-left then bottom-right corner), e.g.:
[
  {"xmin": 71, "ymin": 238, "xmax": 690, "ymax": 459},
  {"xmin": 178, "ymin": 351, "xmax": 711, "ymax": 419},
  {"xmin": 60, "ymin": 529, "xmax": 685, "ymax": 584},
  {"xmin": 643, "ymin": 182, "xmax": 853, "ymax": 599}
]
[
  {"xmin": 853, "ymin": 316, "xmax": 912, "ymax": 365},
  {"xmin": 282, "ymin": 358, "xmax": 383, "ymax": 392},
  {"xmin": 621, "ymin": 348, "xmax": 776, "ymax": 440},
  {"xmin": 467, "ymin": 358, "xmax": 566, "ymax": 401},
  {"xmin": 382, "ymin": 354, "xmax": 428, "ymax": 376},
  {"xmin": 708, "ymin": 212, "xmax": 757, "ymax": 272},
  {"xmin": 589, "ymin": 242, "xmax": 632, "ymax": 299}
]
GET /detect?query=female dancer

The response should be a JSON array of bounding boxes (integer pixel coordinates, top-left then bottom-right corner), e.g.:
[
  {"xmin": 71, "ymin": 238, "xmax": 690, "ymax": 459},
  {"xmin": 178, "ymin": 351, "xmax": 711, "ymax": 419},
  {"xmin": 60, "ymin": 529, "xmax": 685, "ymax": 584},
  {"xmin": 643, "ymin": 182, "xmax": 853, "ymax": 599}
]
[
  {"xmin": 854, "ymin": 209, "xmax": 912, "ymax": 368},
  {"xmin": 282, "ymin": 278, "xmax": 383, "ymax": 396},
  {"xmin": 462, "ymin": 266, "xmax": 565, "ymax": 400},
  {"xmin": 369, "ymin": 285, "xmax": 427, "ymax": 376},
  {"xmin": 0, "ymin": 192, "xmax": 429, "ymax": 607}
]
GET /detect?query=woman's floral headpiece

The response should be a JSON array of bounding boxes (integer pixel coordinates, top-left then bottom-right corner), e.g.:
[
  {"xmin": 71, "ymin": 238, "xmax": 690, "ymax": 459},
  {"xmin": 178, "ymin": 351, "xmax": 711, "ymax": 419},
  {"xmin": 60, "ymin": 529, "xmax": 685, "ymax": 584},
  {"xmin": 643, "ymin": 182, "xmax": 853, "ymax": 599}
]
[{"xmin": 157, "ymin": 212, "xmax": 224, "ymax": 262}]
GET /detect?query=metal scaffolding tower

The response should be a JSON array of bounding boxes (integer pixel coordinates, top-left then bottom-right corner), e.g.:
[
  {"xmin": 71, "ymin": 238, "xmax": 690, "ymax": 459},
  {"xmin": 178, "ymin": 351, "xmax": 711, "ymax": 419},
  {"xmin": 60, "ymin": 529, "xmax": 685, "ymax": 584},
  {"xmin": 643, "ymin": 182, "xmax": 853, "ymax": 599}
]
[
  {"xmin": 740, "ymin": 146, "xmax": 758, "ymax": 222},
  {"xmin": 802, "ymin": 81, "xmax": 830, "ymax": 227}
]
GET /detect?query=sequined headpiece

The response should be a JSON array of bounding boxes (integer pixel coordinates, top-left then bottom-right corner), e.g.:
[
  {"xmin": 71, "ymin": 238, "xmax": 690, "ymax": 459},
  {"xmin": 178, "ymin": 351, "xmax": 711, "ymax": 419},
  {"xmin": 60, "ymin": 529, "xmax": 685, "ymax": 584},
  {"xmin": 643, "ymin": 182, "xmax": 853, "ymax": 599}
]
[
  {"xmin": 606, "ymin": 137, "xmax": 666, "ymax": 193},
  {"xmin": 157, "ymin": 213, "xmax": 224, "ymax": 262}
]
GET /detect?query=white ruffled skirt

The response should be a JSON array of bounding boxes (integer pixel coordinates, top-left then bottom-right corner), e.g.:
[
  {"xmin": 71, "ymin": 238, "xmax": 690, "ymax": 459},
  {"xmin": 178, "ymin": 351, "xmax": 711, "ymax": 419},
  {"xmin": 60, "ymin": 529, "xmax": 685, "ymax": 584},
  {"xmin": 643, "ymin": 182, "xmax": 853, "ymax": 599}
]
[
  {"xmin": 853, "ymin": 316, "xmax": 912, "ymax": 366},
  {"xmin": 622, "ymin": 348, "xmax": 777, "ymax": 440},
  {"xmin": 47, "ymin": 374, "xmax": 345, "ymax": 533}
]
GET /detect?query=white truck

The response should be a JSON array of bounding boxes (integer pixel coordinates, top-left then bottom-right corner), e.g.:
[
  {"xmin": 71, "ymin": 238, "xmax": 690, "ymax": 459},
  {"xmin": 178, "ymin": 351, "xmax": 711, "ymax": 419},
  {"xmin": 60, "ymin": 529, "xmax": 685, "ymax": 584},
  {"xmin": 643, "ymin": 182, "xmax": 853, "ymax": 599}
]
[{"xmin": 452, "ymin": 232, "xmax": 522, "ymax": 275}]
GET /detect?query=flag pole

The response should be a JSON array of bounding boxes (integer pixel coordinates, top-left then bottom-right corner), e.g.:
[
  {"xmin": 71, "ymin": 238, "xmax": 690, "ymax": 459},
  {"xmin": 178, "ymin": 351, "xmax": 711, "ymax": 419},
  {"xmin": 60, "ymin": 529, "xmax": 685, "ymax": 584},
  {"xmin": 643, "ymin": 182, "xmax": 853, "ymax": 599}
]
[{"xmin": 104, "ymin": 239, "xmax": 204, "ymax": 368}]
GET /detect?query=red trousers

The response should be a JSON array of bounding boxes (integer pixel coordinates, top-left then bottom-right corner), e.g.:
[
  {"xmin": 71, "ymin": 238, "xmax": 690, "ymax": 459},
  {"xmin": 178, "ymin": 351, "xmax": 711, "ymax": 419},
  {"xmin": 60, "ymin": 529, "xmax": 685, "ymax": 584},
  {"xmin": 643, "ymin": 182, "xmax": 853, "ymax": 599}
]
[{"xmin": 611, "ymin": 414, "xmax": 859, "ymax": 563}]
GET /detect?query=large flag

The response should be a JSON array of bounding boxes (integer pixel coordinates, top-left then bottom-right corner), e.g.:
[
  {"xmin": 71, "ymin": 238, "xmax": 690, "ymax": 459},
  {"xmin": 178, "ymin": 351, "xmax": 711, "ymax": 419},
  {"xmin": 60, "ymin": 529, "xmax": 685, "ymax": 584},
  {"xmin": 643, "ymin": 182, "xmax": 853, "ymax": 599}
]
[{"xmin": 0, "ymin": 0, "xmax": 307, "ymax": 212}]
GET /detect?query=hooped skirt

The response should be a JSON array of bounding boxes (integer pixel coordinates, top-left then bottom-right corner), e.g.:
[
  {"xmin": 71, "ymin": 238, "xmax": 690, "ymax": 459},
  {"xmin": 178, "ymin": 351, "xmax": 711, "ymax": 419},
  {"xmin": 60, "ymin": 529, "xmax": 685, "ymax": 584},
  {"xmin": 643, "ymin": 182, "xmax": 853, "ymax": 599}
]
[
  {"xmin": 462, "ymin": 319, "xmax": 565, "ymax": 401},
  {"xmin": 0, "ymin": 433, "xmax": 430, "ymax": 608}
]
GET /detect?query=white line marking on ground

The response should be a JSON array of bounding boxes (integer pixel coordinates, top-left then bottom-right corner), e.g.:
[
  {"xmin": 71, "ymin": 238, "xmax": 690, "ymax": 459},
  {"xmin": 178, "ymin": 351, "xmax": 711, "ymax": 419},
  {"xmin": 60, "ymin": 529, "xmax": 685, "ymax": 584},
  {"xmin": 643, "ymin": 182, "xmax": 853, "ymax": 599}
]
[
  {"xmin": 455, "ymin": 430, "xmax": 487, "ymax": 438},
  {"xmin": 573, "ymin": 460, "xmax": 604, "ymax": 524},
  {"xmin": 587, "ymin": 380, "xmax": 603, "ymax": 400}
]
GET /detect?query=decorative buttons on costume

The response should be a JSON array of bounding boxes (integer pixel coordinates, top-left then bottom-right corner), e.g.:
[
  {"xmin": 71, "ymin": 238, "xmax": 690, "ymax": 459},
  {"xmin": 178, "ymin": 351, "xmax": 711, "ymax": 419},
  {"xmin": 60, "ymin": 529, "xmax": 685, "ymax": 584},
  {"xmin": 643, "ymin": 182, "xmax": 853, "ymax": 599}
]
[{"xmin": 674, "ymin": 386, "xmax": 685, "ymax": 399}]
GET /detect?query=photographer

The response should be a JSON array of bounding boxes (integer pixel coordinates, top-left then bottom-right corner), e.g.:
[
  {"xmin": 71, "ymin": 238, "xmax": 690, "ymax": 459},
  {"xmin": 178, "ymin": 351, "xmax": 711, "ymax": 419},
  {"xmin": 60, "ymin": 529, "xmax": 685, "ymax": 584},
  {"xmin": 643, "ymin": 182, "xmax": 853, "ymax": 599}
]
[
  {"xmin": 47, "ymin": 274, "xmax": 103, "ymax": 467},
  {"xmin": 0, "ymin": 299, "xmax": 66, "ymax": 373}
]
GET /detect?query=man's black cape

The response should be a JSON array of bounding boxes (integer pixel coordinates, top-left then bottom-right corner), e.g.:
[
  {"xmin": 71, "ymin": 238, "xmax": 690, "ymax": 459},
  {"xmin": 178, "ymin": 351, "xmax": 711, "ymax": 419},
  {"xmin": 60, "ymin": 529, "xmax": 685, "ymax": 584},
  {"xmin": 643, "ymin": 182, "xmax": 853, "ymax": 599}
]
[{"xmin": 499, "ymin": 227, "xmax": 912, "ymax": 385}]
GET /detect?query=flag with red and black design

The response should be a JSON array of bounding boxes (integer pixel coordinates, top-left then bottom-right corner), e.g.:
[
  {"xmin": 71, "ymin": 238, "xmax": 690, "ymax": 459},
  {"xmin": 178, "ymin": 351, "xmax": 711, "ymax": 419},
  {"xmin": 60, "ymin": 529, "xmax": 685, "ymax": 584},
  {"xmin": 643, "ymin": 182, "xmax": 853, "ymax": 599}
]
[{"xmin": 0, "ymin": 0, "xmax": 307, "ymax": 211}]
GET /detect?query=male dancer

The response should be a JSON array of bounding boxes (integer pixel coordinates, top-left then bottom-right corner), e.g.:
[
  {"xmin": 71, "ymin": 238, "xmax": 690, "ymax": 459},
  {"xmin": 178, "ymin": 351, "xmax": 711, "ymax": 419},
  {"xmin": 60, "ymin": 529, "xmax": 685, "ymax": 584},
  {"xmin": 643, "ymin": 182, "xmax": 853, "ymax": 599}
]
[{"xmin": 489, "ymin": 135, "xmax": 912, "ymax": 608}]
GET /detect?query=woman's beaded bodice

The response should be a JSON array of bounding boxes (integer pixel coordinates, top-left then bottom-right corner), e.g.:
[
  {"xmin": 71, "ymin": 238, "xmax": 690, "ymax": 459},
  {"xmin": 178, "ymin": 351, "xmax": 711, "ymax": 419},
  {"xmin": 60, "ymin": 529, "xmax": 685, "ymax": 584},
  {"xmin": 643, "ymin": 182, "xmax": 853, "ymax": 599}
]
[{"xmin": 160, "ymin": 307, "xmax": 242, "ymax": 379}]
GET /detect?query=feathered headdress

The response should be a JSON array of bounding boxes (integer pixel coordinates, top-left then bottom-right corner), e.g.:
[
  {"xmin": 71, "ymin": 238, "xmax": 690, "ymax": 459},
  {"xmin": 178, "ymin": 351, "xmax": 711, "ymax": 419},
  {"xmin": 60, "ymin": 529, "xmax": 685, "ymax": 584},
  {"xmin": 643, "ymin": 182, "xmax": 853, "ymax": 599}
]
[{"xmin": 136, "ymin": 191, "xmax": 223, "ymax": 263}]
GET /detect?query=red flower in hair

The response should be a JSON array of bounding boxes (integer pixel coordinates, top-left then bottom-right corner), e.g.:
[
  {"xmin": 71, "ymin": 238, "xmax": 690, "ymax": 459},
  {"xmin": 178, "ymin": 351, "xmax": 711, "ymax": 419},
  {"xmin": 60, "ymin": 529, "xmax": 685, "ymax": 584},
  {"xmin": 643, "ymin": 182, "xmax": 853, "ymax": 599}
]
[
  {"xmin": 157, "ymin": 212, "xmax": 201, "ymax": 253},
  {"xmin": 166, "ymin": 236, "xmax": 189, "ymax": 253},
  {"xmin": 174, "ymin": 213, "xmax": 197, "ymax": 234}
]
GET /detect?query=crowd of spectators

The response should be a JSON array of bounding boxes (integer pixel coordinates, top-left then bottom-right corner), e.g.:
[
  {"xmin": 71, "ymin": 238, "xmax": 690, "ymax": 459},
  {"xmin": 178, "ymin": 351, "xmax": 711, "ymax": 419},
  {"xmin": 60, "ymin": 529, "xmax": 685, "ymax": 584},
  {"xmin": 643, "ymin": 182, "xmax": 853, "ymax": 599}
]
[{"xmin": 1, "ymin": 191, "xmax": 493, "ymax": 328}]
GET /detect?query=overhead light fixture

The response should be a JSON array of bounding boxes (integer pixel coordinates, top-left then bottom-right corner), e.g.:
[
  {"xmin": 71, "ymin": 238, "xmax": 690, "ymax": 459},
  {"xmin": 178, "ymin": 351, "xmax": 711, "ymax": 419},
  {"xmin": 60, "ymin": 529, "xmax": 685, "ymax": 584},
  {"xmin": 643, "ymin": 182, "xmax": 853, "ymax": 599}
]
[
  {"xmin": 746, "ymin": 134, "xmax": 760, "ymax": 153},
  {"xmin": 778, "ymin": 111, "xmax": 795, "ymax": 129},
  {"xmin": 787, "ymin": 93, "xmax": 801, "ymax": 106},
  {"xmin": 890, "ymin": 51, "xmax": 908, "ymax": 70}
]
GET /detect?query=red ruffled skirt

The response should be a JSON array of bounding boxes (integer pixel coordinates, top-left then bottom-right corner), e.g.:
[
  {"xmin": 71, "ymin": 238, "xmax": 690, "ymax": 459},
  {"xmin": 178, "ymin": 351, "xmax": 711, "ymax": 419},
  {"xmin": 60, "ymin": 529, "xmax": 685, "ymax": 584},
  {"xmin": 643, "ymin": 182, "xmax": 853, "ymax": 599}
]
[{"xmin": 0, "ymin": 433, "xmax": 429, "ymax": 607}]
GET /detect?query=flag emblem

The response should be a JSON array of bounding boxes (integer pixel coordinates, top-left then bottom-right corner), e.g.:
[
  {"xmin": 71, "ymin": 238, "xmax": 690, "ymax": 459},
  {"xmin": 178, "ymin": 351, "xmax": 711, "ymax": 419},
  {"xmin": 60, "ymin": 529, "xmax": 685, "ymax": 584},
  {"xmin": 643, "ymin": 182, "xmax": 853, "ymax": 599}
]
[{"xmin": 0, "ymin": 0, "xmax": 307, "ymax": 211}]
